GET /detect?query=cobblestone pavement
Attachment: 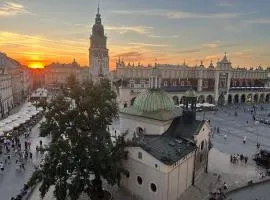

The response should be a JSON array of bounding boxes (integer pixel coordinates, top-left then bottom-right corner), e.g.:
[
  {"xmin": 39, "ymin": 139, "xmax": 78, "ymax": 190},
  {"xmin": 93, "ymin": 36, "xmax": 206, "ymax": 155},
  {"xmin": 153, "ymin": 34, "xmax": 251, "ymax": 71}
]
[{"xmin": 0, "ymin": 117, "xmax": 49, "ymax": 200}]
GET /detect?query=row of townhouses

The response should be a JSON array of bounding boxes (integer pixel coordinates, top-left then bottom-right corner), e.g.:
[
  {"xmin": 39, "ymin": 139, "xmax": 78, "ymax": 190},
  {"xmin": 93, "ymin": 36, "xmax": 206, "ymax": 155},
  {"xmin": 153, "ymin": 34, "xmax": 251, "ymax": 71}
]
[{"xmin": 0, "ymin": 52, "xmax": 32, "ymax": 118}]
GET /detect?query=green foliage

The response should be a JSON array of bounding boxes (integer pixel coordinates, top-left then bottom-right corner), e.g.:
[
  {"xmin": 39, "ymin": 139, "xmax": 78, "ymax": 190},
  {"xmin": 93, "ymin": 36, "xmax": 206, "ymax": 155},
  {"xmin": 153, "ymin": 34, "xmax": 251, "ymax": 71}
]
[{"xmin": 31, "ymin": 77, "xmax": 126, "ymax": 200}]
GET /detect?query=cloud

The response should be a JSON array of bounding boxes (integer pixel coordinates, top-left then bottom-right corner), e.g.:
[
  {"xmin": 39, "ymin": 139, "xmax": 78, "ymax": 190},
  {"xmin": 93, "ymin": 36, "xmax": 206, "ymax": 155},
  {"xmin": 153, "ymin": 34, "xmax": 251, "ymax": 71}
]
[
  {"xmin": 148, "ymin": 34, "xmax": 180, "ymax": 38},
  {"xmin": 113, "ymin": 9, "xmax": 245, "ymax": 20},
  {"xmin": 178, "ymin": 41, "xmax": 237, "ymax": 54},
  {"xmin": 106, "ymin": 25, "xmax": 152, "ymax": 34},
  {"xmin": 0, "ymin": 1, "xmax": 31, "ymax": 16},
  {"xmin": 242, "ymin": 18, "xmax": 270, "ymax": 24},
  {"xmin": 113, "ymin": 51, "xmax": 143, "ymax": 60},
  {"xmin": 217, "ymin": 0, "xmax": 235, "ymax": 7},
  {"xmin": 128, "ymin": 42, "xmax": 170, "ymax": 47}
]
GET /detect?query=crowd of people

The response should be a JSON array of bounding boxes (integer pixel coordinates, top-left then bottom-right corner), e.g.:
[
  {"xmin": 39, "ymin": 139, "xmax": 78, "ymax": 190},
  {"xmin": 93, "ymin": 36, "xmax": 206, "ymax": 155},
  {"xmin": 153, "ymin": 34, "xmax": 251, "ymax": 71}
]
[
  {"xmin": 230, "ymin": 153, "xmax": 248, "ymax": 164},
  {"xmin": 0, "ymin": 110, "xmax": 44, "ymax": 200}
]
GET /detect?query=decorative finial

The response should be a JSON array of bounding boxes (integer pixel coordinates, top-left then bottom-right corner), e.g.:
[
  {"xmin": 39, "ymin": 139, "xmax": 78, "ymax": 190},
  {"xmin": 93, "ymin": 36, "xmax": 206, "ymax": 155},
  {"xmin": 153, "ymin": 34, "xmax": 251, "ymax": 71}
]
[
  {"xmin": 97, "ymin": 2, "xmax": 100, "ymax": 14},
  {"xmin": 225, "ymin": 52, "xmax": 227, "ymax": 57},
  {"xmin": 200, "ymin": 60, "xmax": 203, "ymax": 65}
]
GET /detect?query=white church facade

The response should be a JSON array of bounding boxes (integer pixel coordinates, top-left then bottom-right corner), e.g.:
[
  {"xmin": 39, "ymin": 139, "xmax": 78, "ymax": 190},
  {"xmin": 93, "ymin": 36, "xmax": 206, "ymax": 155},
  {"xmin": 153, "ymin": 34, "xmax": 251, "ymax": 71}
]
[{"xmin": 119, "ymin": 67, "xmax": 211, "ymax": 200}]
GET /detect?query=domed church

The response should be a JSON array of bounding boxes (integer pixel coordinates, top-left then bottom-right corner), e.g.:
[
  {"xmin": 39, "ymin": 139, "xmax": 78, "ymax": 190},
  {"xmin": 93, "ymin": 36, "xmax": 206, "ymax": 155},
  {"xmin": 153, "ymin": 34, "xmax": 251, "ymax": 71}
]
[{"xmin": 119, "ymin": 66, "xmax": 211, "ymax": 200}]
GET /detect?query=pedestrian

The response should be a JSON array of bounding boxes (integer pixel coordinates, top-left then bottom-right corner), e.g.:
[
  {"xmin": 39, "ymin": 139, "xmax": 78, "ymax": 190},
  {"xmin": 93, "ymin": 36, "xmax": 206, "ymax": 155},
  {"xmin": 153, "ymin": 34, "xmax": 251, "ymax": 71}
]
[
  {"xmin": 243, "ymin": 136, "xmax": 247, "ymax": 144},
  {"xmin": 39, "ymin": 140, "xmax": 43, "ymax": 146},
  {"xmin": 245, "ymin": 156, "xmax": 248, "ymax": 164},
  {"xmin": 224, "ymin": 134, "xmax": 227, "ymax": 141},
  {"xmin": 29, "ymin": 152, "xmax": 32, "ymax": 159}
]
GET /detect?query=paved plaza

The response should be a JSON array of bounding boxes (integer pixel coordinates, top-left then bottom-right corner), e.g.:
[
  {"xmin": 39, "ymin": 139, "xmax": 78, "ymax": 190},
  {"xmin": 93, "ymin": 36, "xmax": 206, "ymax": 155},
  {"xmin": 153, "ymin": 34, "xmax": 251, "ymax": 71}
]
[{"xmin": 0, "ymin": 119, "xmax": 49, "ymax": 200}]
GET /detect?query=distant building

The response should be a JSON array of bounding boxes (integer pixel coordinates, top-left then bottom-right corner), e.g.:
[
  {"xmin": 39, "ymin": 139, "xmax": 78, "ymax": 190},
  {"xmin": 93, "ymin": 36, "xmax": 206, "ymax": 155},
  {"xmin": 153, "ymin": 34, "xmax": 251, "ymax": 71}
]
[
  {"xmin": 119, "ymin": 67, "xmax": 210, "ymax": 200},
  {"xmin": 89, "ymin": 6, "xmax": 110, "ymax": 83},
  {"xmin": 44, "ymin": 59, "xmax": 86, "ymax": 89},
  {"xmin": 112, "ymin": 54, "xmax": 270, "ymax": 107}
]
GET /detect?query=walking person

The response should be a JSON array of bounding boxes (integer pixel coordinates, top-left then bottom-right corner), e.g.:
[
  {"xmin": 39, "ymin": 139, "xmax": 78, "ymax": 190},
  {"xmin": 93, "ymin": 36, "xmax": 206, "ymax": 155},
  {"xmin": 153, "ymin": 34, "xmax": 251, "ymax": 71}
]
[{"xmin": 243, "ymin": 136, "xmax": 247, "ymax": 144}]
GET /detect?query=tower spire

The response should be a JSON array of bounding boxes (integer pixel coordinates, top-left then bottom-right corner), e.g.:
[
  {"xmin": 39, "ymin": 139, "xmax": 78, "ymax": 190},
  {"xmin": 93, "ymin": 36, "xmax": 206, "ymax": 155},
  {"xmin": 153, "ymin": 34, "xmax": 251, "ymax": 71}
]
[{"xmin": 97, "ymin": 2, "xmax": 100, "ymax": 14}]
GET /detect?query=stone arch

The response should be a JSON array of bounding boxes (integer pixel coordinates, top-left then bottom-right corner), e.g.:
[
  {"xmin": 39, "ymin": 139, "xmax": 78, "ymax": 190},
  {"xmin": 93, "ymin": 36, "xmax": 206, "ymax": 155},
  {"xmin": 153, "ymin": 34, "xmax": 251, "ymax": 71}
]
[
  {"xmin": 266, "ymin": 93, "xmax": 270, "ymax": 103},
  {"xmin": 234, "ymin": 94, "xmax": 239, "ymax": 104},
  {"xmin": 241, "ymin": 94, "xmax": 246, "ymax": 103},
  {"xmin": 228, "ymin": 94, "xmax": 233, "ymax": 104},
  {"xmin": 130, "ymin": 97, "xmax": 136, "ymax": 105},
  {"xmin": 172, "ymin": 96, "xmax": 179, "ymax": 105},
  {"xmin": 253, "ymin": 94, "xmax": 259, "ymax": 103},
  {"xmin": 197, "ymin": 95, "xmax": 205, "ymax": 103},
  {"xmin": 218, "ymin": 94, "xmax": 225, "ymax": 106},
  {"xmin": 206, "ymin": 95, "xmax": 214, "ymax": 104},
  {"xmin": 247, "ymin": 94, "xmax": 253, "ymax": 103},
  {"xmin": 259, "ymin": 94, "xmax": 265, "ymax": 103}
]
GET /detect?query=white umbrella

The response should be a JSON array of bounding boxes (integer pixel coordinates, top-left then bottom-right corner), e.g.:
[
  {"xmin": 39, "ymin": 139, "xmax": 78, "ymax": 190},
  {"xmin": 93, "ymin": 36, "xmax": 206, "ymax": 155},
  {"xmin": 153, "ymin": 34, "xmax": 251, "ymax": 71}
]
[
  {"xmin": 0, "ymin": 121, "xmax": 6, "ymax": 127},
  {"xmin": 3, "ymin": 118, "xmax": 12, "ymax": 124},
  {"xmin": 10, "ymin": 122, "xmax": 20, "ymax": 128},
  {"xmin": 3, "ymin": 125, "xmax": 14, "ymax": 132},
  {"xmin": 196, "ymin": 103, "xmax": 202, "ymax": 107}
]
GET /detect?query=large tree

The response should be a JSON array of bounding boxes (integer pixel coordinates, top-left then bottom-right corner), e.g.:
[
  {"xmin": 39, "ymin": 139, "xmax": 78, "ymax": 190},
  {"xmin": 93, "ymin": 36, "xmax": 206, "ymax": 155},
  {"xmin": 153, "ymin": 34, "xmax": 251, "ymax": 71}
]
[{"xmin": 29, "ymin": 77, "xmax": 126, "ymax": 200}]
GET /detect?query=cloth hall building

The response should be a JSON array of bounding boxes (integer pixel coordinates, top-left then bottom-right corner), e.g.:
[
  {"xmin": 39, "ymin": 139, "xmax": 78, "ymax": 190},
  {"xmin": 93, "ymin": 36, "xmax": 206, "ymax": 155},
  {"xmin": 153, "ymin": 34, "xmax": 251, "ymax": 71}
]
[{"xmin": 112, "ymin": 55, "xmax": 270, "ymax": 108}]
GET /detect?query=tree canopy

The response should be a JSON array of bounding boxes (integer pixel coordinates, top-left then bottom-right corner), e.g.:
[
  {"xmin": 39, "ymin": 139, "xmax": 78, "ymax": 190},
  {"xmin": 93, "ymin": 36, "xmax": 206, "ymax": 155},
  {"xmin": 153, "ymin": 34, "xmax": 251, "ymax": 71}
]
[{"xmin": 29, "ymin": 77, "xmax": 126, "ymax": 200}]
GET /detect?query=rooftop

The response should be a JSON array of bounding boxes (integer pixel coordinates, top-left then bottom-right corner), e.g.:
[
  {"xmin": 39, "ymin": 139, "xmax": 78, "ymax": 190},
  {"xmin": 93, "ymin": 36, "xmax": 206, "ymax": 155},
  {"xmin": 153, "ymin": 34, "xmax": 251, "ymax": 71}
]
[
  {"xmin": 164, "ymin": 117, "xmax": 205, "ymax": 140},
  {"xmin": 128, "ymin": 135, "xmax": 196, "ymax": 165}
]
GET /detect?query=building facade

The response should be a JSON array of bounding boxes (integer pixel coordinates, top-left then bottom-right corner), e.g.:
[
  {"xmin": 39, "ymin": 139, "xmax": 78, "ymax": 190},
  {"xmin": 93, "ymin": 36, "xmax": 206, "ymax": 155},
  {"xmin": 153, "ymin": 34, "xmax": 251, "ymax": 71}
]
[
  {"xmin": 0, "ymin": 53, "xmax": 28, "ymax": 107},
  {"xmin": 0, "ymin": 53, "xmax": 14, "ymax": 117},
  {"xmin": 112, "ymin": 54, "xmax": 270, "ymax": 108},
  {"xmin": 119, "ymin": 70, "xmax": 211, "ymax": 200},
  {"xmin": 89, "ymin": 6, "xmax": 110, "ymax": 83},
  {"xmin": 44, "ymin": 59, "xmax": 86, "ymax": 90}
]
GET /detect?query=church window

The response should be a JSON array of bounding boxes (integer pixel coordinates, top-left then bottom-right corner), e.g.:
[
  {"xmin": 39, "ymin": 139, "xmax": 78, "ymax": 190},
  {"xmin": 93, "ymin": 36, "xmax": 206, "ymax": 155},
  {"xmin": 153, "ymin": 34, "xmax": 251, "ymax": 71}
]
[
  {"xmin": 138, "ymin": 152, "xmax": 142, "ymax": 159},
  {"xmin": 137, "ymin": 176, "xmax": 143, "ymax": 185},
  {"xmin": 150, "ymin": 183, "xmax": 157, "ymax": 192},
  {"xmin": 155, "ymin": 164, "xmax": 158, "ymax": 168}
]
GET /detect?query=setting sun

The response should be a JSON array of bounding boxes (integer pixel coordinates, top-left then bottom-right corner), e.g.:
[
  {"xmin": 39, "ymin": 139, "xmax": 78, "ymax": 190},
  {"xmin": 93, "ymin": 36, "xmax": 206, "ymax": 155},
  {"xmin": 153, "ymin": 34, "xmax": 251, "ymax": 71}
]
[{"xmin": 28, "ymin": 62, "xmax": 44, "ymax": 69}]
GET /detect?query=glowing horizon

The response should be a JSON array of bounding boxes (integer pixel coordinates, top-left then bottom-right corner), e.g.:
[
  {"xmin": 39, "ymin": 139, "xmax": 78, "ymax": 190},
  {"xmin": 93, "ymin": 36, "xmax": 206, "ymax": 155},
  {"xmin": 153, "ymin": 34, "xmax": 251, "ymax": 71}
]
[{"xmin": 1, "ymin": 0, "xmax": 270, "ymax": 70}]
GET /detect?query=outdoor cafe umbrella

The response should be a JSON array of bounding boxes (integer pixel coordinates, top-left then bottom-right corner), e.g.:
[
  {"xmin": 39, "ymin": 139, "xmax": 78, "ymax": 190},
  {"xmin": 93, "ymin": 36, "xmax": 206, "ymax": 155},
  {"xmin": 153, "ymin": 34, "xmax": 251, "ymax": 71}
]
[
  {"xmin": 3, "ymin": 125, "xmax": 14, "ymax": 132},
  {"xmin": 0, "ymin": 121, "xmax": 6, "ymax": 127},
  {"xmin": 0, "ymin": 129, "xmax": 4, "ymax": 137},
  {"xmin": 2, "ymin": 118, "xmax": 12, "ymax": 124},
  {"xmin": 10, "ymin": 122, "xmax": 20, "ymax": 128}
]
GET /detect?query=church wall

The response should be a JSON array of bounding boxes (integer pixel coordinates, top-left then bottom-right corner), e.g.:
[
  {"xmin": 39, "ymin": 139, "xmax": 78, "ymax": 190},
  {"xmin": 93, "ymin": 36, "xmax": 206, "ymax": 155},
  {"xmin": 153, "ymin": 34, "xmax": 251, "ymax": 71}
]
[
  {"xmin": 119, "ymin": 114, "xmax": 172, "ymax": 140},
  {"xmin": 193, "ymin": 122, "xmax": 211, "ymax": 178},
  {"xmin": 167, "ymin": 151, "xmax": 195, "ymax": 200},
  {"xmin": 121, "ymin": 147, "xmax": 169, "ymax": 200}
]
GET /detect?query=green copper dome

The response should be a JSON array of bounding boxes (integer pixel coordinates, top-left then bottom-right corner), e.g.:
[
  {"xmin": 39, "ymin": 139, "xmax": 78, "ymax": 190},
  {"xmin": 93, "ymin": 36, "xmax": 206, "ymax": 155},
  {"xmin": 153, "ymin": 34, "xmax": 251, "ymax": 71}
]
[{"xmin": 133, "ymin": 89, "xmax": 175, "ymax": 112}]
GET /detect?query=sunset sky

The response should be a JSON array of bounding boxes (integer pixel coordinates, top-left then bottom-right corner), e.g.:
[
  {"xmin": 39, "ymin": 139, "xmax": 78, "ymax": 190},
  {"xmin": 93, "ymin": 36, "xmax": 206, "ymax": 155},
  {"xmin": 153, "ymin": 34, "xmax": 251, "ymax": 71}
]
[{"xmin": 0, "ymin": 0, "xmax": 270, "ymax": 69}]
